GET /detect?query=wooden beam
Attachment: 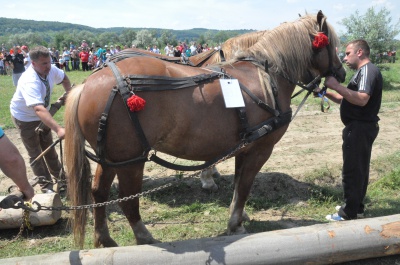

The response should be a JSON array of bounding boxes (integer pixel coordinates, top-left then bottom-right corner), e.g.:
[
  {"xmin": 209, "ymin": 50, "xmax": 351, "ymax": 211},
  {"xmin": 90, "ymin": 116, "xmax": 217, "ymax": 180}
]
[{"xmin": 1, "ymin": 214, "xmax": 399, "ymax": 264}]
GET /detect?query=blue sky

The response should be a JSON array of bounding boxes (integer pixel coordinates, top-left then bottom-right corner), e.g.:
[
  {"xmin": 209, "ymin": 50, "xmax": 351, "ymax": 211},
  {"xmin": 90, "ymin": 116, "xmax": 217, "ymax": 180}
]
[{"xmin": 2, "ymin": 0, "xmax": 399, "ymax": 36}]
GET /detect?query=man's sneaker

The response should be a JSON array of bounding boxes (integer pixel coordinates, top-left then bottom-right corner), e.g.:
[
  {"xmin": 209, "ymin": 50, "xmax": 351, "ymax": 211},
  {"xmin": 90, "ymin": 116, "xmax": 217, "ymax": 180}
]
[
  {"xmin": 326, "ymin": 213, "xmax": 345, "ymax": 221},
  {"xmin": 335, "ymin": 205, "xmax": 364, "ymax": 219}
]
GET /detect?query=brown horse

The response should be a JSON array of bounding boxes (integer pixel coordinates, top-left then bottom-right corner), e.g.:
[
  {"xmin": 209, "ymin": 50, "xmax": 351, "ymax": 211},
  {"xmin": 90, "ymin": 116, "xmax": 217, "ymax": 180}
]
[{"xmin": 64, "ymin": 11, "xmax": 345, "ymax": 248}]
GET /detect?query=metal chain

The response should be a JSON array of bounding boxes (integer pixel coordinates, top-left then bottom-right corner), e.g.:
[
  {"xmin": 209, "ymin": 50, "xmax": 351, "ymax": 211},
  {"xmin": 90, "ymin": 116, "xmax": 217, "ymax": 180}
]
[
  {"xmin": 28, "ymin": 141, "xmax": 248, "ymax": 212},
  {"xmin": 0, "ymin": 203, "xmax": 33, "ymax": 249}
]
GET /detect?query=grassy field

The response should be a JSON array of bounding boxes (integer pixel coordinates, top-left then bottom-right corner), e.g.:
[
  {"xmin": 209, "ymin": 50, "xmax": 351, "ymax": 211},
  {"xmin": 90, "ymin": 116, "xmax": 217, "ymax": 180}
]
[{"xmin": 0, "ymin": 62, "xmax": 400, "ymax": 261}]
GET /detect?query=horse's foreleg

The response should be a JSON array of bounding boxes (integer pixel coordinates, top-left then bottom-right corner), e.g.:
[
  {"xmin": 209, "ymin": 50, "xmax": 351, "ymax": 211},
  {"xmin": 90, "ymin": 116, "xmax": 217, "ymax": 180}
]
[
  {"xmin": 116, "ymin": 164, "xmax": 160, "ymax": 245},
  {"xmin": 92, "ymin": 165, "xmax": 118, "ymax": 247},
  {"xmin": 228, "ymin": 148, "xmax": 273, "ymax": 235}
]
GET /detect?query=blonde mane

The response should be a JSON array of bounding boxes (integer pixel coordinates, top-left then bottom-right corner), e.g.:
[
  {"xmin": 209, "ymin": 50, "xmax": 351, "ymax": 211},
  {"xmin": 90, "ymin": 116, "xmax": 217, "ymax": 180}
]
[
  {"xmin": 221, "ymin": 30, "xmax": 269, "ymax": 60},
  {"xmin": 235, "ymin": 13, "xmax": 340, "ymax": 81}
]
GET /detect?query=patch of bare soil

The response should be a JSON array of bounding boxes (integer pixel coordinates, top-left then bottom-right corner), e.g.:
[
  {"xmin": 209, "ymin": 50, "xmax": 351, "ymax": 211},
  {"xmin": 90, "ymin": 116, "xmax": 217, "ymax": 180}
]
[{"xmin": 1, "ymin": 104, "xmax": 400, "ymax": 264}]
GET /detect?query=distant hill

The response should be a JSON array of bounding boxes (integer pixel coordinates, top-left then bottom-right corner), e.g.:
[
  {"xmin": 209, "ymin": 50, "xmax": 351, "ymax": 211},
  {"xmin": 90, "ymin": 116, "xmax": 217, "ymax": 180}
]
[{"xmin": 0, "ymin": 17, "xmax": 254, "ymax": 40}]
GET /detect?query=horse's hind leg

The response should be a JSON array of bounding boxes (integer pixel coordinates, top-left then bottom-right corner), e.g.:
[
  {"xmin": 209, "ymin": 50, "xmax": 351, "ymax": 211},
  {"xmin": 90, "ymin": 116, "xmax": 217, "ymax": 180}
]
[
  {"xmin": 116, "ymin": 163, "xmax": 160, "ymax": 245},
  {"xmin": 92, "ymin": 165, "xmax": 118, "ymax": 247},
  {"xmin": 199, "ymin": 166, "xmax": 220, "ymax": 191}
]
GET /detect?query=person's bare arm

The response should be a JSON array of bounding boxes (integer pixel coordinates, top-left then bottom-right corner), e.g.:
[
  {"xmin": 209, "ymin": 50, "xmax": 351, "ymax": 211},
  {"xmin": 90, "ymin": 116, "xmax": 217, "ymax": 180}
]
[
  {"xmin": 33, "ymin": 105, "xmax": 65, "ymax": 139},
  {"xmin": 0, "ymin": 135, "xmax": 34, "ymax": 200},
  {"xmin": 324, "ymin": 76, "xmax": 370, "ymax": 106}
]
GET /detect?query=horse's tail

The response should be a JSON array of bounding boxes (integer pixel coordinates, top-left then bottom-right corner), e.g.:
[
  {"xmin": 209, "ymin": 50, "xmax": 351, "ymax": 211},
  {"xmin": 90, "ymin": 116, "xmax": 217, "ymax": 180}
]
[{"xmin": 64, "ymin": 84, "xmax": 91, "ymax": 249}]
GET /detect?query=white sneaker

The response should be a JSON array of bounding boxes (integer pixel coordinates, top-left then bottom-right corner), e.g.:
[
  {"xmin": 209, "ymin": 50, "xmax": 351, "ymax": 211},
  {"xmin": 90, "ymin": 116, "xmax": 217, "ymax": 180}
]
[
  {"xmin": 335, "ymin": 205, "xmax": 364, "ymax": 218},
  {"xmin": 326, "ymin": 213, "xmax": 345, "ymax": 221}
]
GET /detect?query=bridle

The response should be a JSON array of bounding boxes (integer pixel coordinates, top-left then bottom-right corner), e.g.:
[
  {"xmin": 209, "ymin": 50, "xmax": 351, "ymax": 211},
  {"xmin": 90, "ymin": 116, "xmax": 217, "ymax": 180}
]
[{"xmin": 291, "ymin": 25, "xmax": 343, "ymax": 118}]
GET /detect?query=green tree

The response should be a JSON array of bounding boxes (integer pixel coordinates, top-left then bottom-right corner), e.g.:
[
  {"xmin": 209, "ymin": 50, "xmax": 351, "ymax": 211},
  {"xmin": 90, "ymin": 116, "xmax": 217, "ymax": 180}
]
[
  {"xmin": 340, "ymin": 7, "xmax": 400, "ymax": 55},
  {"xmin": 120, "ymin": 29, "xmax": 137, "ymax": 47},
  {"xmin": 97, "ymin": 32, "xmax": 120, "ymax": 47},
  {"xmin": 158, "ymin": 29, "xmax": 177, "ymax": 50},
  {"xmin": 133, "ymin": 29, "xmax": 154, "ymax": 49}
]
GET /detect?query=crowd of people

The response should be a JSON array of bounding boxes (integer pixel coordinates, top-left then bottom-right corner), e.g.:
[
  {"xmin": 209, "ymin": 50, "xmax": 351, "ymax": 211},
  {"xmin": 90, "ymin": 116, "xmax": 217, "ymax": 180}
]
[
  {"xmin": 146, "ymin": 42, "xmax": 217, "ymax": 58},
  {"xmin": 0, "ymin": 40, "xmax": 220, "ymax": 78}
]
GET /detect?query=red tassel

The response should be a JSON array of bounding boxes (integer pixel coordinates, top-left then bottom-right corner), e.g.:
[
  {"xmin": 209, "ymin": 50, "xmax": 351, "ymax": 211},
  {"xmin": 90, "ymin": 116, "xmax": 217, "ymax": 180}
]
[
  {"xmin": 127, "ymin": 95, "xmax": 146, "ymax": 112},
  {"xmin": 312, "ymin": 32, "xmax": 329, "ymax": 49}
]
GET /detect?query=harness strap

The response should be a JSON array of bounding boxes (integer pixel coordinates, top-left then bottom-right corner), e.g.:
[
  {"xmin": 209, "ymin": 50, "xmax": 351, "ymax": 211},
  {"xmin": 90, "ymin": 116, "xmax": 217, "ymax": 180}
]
[
  {"xmin": 95, "ymin": 88, "xmax": 118, "ymax": 164},
  {"xmin": 239, "ymin": 82, "xmax": 280, "ymax": 117},
  {"xmin": 236, "ymin": 108, "xmax": 250, "ymax": 140},
  {"xmin": 127, "ymin": 72, "xmax": 220, "ymax": 92},
  {"xmin": 244, "ymin": 110, "xmax": 292, "ymax": 143},
  {"xmin": 88, "ymin": 61, "xmax": 151, "ymax": 167},
  {"xmin": 107, "ymin": 61, "xmax": 152, "ymax": 154}
]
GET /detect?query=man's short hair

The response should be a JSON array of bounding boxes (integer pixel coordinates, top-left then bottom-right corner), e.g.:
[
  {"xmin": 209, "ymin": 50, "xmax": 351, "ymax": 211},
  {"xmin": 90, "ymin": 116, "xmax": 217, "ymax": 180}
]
[
  {"xmin": 29, "ymin": 46, "xmax": 51, "ymax": 61},
  {"xmin": 348, "ymin": 39, "xmax": 370, "ymax": 57}
]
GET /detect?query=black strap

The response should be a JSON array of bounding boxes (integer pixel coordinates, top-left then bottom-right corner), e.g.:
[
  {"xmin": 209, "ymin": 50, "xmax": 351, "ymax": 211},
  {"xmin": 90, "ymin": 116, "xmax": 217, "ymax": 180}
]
[
  {"xmin": 96, "ymin": 88, "xmax": 118, "ymax": 164},
  {"xmin": 127, "ymin": 73, "xmax": 220, "ymax": 92},
  {"xmin": 236, "ymin": 107, "xmax": 250, "ymax": 140},
  {"xmin": 239, "ymin": 82, "xmax": 280, "ymax": 117},
  {"xmin": 107, "ymin": 61, "xmax": 152, "ymax": 154}
]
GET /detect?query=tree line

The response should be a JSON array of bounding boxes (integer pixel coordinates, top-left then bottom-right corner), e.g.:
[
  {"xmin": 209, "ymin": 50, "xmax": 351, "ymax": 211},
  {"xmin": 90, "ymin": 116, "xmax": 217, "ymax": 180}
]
[{"xmin": 0, "ymin": 17, "xmax": 252, "ymax": 52}]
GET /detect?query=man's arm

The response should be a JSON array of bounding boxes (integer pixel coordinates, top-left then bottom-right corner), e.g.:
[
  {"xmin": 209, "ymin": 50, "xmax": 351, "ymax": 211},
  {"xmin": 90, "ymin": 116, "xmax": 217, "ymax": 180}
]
[
  {"xmin": 33, "ymin": 105, "xmax": 65, "ymax": 139},
  {"xmin": 60, "ymin": 74, "xmax": 72, "ymax": 93},
  {"xmin": 324, "ymin": 76, "xmax": 370, "ymax": 106}
]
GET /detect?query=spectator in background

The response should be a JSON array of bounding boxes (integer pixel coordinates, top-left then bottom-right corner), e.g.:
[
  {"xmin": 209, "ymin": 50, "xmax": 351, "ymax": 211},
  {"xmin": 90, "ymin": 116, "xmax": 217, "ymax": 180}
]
[
  {"xmin": 190, "ymin": 42, "xmax": 197, "ymax": 56},
  {"xmin": 4, "ymin": 45, "xmax": 25, "ymax": 86},
  {"xmin": 81, "ymin": 40, "xmax": 88, "ymax": 49},
  {"xmin": 96, "ymin": 45, "xmax": 106, "ymax": 66},
  {"xmin": 79, "ymin": 47, "xmax": 90, "ymax": 71},
  {"xmin": 153, "ymin": 45, "xmax": 160, "ymax": 54},
  {"xmin": 115, "ymin": 45, "xmax": 121, "ymax": 54},
  {"xmin": 105, "ymin": 48, "xmax": 112, "ymax": 59},
  {"xmin": 88, "ymin": 53, "xmax": 98, "ymax": 70},
  {"xmin": 69, "ymin": 42, "xmax": 75, "ymax": 50},
  {"xmin": 109, "ymin": 45, "xmax": 116, "ymax": 55},
  {"xmin": 58, "ymin": 55, "xmax": 65, "ymax": 69},
  {"xmin": 0, "ymin": 52, "xmax": 5, "ymax": 75},
  {"xmin": 173, "ymin": 46, "xmax": 181, "ymax": 57},
  {"xmin": 196, "ymin": 43, "xmax": 203, "ymax": 54},
  {"xmin": 72, "ymin": 48, "xmax": 80, "ymax": 70},
  {"xmin": 62, "ymin": 47, "xmax": 70, "ymax": 71}
]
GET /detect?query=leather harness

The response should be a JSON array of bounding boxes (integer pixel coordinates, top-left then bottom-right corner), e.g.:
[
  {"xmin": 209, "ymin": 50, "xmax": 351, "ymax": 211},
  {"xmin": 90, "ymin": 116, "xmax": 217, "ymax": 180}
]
[{"xmin": 85, "ymin": 58, "xmax": 292, "ymax": 170}]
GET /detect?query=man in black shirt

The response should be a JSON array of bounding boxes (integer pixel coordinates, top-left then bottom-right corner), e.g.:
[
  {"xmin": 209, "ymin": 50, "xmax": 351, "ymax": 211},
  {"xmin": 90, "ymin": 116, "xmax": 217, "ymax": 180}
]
[
  {"xmin": 322, "ymin": 39, "xmax": 382, "ymax": 221},
  {"xmin": 4, "ymin": 45, "xmax": 25, "ymax": 86}
]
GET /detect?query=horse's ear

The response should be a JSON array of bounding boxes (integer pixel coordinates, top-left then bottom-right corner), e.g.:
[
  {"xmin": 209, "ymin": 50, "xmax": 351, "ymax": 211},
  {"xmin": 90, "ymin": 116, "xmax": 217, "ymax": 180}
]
[{"xmin": 317, "ymin": 10, "xmax": 328, "ymax": 34}]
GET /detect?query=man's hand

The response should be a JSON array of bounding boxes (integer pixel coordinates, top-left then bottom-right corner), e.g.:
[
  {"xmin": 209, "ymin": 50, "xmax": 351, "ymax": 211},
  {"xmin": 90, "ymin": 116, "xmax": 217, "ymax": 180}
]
[{"xmin": 324, "ymin": 76, "xmax": 340, "ymax": 91}]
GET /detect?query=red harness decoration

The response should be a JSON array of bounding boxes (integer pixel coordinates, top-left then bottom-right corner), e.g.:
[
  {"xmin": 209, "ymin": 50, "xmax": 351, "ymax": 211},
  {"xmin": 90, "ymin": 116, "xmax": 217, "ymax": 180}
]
[
  {"xmin": 312, "ymin": 32, "xmax": 329, "ymax": 49},
  {"xmin": 127, "ymin": 94, "xmax": 146, "ymax": 112}
]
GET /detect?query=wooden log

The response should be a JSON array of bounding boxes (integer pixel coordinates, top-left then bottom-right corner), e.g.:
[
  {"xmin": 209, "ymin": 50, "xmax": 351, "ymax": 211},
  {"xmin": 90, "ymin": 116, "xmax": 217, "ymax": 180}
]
[
  {"xmin": 0, "ymin": 193, "xmax": 62, "ymax": 229},
  {"xmin": 1, "ymin": 214, "xmax": 399, "ymax": 264}
]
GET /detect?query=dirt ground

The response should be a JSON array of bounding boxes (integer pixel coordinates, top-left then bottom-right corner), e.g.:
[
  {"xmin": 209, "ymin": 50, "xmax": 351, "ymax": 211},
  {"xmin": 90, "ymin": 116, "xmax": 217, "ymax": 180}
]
[{"xmin": 1, "ymin": 103, "xmax": 400, "ymax": 264}]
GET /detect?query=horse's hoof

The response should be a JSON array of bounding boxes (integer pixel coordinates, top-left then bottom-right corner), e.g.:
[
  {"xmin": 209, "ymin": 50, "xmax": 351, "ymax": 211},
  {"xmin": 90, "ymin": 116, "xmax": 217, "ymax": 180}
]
[
  {"xmin": 227, "ymin": 225, "xmax": 247, "ymax": 235},
  {"xmin": 97, "ymin": 238, "xmax": 118, "ymax": 248},
  {"xmin": 202, "ymin": 183, "xmax": 218, "ymax": 192},
  {"xmin": 136, "ymin": 237, "xmax": 161, "ymax": 245}
]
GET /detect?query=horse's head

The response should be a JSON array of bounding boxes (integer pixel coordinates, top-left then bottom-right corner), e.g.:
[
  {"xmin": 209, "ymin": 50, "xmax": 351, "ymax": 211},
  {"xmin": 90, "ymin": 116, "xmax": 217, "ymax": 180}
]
[{"xmin": 308, "ymin": 11, "xmax": 346, "ymax": 83}]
